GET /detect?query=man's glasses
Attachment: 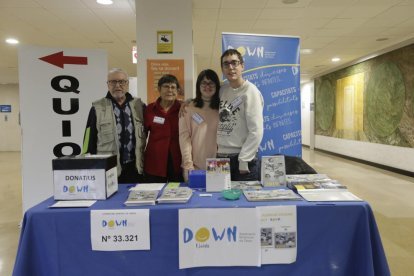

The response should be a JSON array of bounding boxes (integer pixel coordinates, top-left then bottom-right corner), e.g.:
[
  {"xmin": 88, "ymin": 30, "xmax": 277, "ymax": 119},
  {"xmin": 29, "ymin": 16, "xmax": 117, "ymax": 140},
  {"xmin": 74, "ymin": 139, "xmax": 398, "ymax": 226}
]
[
  {"xmin": 222, "ymin": 60, "xmax": 241, "ymax": 69},
  {"xmin": 200, "ymin": 81, "xmax": 216, "ymax": 88},
  {"xmin": 161, "ymin": 84, "xmax": 178, "ymax": 90},
  {"xmin": 107, "ymin": 80, "xmax": 128, "ymax": 86}
]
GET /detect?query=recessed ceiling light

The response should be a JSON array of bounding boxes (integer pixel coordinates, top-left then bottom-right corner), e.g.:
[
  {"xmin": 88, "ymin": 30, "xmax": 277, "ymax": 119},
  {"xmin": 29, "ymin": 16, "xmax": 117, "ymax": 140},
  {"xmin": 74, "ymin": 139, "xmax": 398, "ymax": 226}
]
[
  {"xmin": 300, "ymin": 49, "xmax": 313, "ymax": 54},
  {"xmin": 376, "ymin": 37, "xmax": 389, "ymax": 42},
  {"xmin": 282, "ymin": 0, "xmax": 298, "ymax": 4},
  {"xmin": 97, "ymin": 0, "xmax": 113, "ymax": 5},
  {"xmin": 6, "ymin": 38, "xmax": 19, "ymax": 44},
  {"xmin": 98, "ymin": 40, "xmax": 114, "ymax": 44},
  {"xmin": 331, "ymin": 57, "xmax": 341, "ymax": 62}
]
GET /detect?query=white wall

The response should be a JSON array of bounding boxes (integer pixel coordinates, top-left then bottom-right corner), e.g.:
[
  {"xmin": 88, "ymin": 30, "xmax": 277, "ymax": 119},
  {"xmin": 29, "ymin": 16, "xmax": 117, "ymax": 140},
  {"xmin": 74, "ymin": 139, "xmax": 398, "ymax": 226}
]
[
  {"xmin": 315, "ymin": 135, "xmax": 414, "ymax": 173},
  {"xmin": 300, "ymin": 82, "xmax": 313, "ymax": 147},
  {"xmin": 135, "ymin": 0, "xmax": 194, "ymax": 103},
  {"xmin": 0, "ymin": 84, "xmax": 21, "ymax": 151}
]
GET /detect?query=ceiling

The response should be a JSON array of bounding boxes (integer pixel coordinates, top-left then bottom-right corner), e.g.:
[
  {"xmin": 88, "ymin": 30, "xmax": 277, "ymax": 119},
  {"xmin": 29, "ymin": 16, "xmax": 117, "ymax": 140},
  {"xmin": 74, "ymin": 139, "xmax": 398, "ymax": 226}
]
[{"xmin": 1, "ymin": 0, "xmax": 414, "ymax": 85}]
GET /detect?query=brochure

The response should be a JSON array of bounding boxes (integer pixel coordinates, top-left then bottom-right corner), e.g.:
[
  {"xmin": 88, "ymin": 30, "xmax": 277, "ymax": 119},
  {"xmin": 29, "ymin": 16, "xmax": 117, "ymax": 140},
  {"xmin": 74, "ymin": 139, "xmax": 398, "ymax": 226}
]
[
  {"xmin": 206, "ymin": 158, "xmax": 231, "ymax": 192},
  {"xmin": 286, "ymin": 174, "xmax": 331, "ymax": 185},
  {"xmin": 124, "ymin": 190, "xmax": 159, "ymax": 206},
  {"xmin": 261, "ymin": 156, "xmax": 286, "ymax": 186},
  {"xmin": 297, "ymin": 190, "xmax": 363, "ymax": 202},
  {"xmin": 231, "ymin": 181, "xmax": 263, "ymax": 190},
  {"xmin": 157, "ymin": 187, "xmax": 193, "ymax": 204},
  {"xmin": 243, "ymin": 189, "xmax": 302, "ymax": 202}
]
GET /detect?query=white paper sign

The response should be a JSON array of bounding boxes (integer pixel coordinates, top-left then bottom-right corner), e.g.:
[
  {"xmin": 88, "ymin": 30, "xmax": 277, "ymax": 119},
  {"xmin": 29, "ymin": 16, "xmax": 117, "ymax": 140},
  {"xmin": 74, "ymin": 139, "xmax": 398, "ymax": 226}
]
[
  {"xmin": 179, "ymin": 208, "xmax": 261, "ymax": 269},
  {"xmin": 258, "ymin": 205, "xmax": 297, "ymax": 264},
  {"xmin": 90, "ymin": 209, "xmax": 150, "ymax": 251},
  {"xmin": 49, "ymin": 200, "xmax": 96, "ymax": 208},
  {"xmin": 54, "ymin": 169, "xmax": 106, "ymax": 199}
]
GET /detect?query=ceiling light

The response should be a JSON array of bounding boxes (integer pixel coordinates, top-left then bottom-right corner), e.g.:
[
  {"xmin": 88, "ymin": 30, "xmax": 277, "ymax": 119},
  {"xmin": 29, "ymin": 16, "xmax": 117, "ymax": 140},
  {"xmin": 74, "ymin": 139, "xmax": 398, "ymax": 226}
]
[
  {"xmin": 97, "ymin": 0, "xmax": 113, "ymax": 5},
  {"xmin": 282, "ymin": 0, "xmax": 298, "ymax": 4},
  {"xmin": 376, "ymin": 37, "xmax": 389, "ymax": 42},
  {"xmin": 300, "ymin": 49, "xmax": 313, "ymax": 54},
  {"xmin": 6, "ymin": 38, "xmax": 19, "ymax": 44},
  {"xmin": 331, "ymin": 57, "xmax": 341, "ymax": 62}
]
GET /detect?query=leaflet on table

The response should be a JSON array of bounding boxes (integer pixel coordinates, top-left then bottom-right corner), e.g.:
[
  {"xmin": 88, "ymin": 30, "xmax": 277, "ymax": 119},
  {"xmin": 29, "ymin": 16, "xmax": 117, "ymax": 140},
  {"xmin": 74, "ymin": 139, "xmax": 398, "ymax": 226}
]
[
  {"xmin": 164, "ymin": 182, "xmax": 180, "ymax": 189},
  {"xmin": 206, "ymin": 158, "xmax": 231, "ymax": 192},
  {"xmin": 258, "ymin": 206, "xmax": 297, "ymax": 264},
  {"xmin": 179, "ymin": 208, "xmax": 260, "ymax": 269},
  {"xmin": 157, "ymin": 187, "xmax": 193, "ymax": 204},
  {"xmin": 90, "ymin": 209, "xmax": 150, "ymax": 251},
  {"xmin": 231, "ymin": 181, "xmax": 263, "ymax": 190},
  {"xmin": 286, "ymin": 174, "xmax": 331, "ymax": 185},
  {"xmin": 244, "ymin": 189, "xmax": 302, "ymax": 201},
  {"xmin": 290, "ymin": 181, "xmax": 346, "ymax": 191},
  {"xmin": 298, "ymin": 190, "xmax": 363, "ymax": 202},
  {"xmin": 125, "ymin": 183, "xmax": 165, "ymax": 206},
  {"xmin": 124, "ymin": 190, "xmax": 159, "ymax": 206},
  {"xmin": 49, "ymin": 200, "xmax": 97, "ymax": 208},
  {"xmin": 261, "ymin": 156, "xmax": 286, "ymax": 186}
]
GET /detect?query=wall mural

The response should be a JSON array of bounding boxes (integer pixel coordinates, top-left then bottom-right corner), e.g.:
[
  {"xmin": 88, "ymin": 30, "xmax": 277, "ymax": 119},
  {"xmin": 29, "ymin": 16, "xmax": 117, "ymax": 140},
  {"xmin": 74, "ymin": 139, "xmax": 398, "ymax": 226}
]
[{"xmin": 315, "ymin": 43, "xmax": 414, "ymax": 148}]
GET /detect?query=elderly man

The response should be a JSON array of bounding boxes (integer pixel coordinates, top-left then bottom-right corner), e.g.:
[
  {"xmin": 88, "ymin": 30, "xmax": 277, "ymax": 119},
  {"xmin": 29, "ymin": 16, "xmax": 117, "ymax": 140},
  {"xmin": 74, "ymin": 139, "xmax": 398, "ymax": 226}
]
[{"xmin": 82, "ymin": 68, "xmax": 146, "ymax": 183}]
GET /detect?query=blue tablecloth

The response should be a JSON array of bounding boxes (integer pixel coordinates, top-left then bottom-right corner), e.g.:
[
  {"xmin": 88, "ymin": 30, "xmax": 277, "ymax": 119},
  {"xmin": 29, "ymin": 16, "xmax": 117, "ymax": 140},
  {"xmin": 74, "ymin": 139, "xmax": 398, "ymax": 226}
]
[{"xmin": 13, "ymin": 185, "xmax": 390, "ymax": 276}]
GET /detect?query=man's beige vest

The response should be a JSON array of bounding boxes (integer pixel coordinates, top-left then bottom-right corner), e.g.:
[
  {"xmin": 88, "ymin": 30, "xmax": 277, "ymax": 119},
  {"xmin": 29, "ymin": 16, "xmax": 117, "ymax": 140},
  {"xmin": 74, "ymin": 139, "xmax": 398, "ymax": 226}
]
[{"xmin": 92, "ymin": 97, "xmax": 146, "ymax": 176}]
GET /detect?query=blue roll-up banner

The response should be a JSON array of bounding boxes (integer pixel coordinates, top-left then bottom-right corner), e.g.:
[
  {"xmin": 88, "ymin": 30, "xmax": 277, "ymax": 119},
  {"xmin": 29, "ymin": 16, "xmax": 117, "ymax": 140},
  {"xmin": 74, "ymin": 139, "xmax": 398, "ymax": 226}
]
[{"xmin": 222, "ymin": 33, "xmax": 301, "ymax": 157}]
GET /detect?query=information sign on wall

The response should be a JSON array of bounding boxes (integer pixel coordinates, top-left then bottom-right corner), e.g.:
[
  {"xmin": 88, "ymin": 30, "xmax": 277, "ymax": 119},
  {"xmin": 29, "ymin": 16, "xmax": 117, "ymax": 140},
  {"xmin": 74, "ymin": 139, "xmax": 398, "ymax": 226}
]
[
  {"xmin": 157, "ymin": 30, "xmax": 173, "ymax": 54},
  {"xmin": 0, "ymin": 105, "xmax": 11, "ymax": 112},
  {"xmin": 146, "ymin": 59, "xmax": 184, "ymax": 104}
]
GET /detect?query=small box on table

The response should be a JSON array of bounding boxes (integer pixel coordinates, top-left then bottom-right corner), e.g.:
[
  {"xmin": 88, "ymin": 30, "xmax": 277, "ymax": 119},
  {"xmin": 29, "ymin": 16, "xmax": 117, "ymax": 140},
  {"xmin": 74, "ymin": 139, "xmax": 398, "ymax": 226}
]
[
  {"xmin": 188, "ymin": 170, "xmax": 206, "ymax": 189},
  {"xmin": 52, "ymin": 154, "xmax": 118, "ymax": 200}
]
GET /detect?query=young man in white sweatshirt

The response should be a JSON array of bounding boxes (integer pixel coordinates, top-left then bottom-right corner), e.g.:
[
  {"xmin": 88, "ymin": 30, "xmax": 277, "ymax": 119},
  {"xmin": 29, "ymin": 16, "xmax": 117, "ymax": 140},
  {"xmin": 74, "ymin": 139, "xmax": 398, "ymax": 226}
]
[{"xmin": 217, "ymin": 49, "xmax": 264, "ymax": 181}]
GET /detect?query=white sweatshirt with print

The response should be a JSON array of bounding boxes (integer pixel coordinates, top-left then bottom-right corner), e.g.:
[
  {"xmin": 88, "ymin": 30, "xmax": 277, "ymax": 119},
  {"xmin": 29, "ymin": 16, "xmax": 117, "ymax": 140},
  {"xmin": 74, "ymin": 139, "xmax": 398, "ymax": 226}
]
[{"xmin": 217, "ymin": 80, "xmax": 264, "ymax": 171}]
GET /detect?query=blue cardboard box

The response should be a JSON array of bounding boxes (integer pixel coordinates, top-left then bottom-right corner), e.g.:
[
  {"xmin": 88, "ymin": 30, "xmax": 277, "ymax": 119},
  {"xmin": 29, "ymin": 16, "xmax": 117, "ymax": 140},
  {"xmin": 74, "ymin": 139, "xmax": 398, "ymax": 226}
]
[{"xmin": 189, "ymin": 170, "xmax": 206, "ymax": 189}]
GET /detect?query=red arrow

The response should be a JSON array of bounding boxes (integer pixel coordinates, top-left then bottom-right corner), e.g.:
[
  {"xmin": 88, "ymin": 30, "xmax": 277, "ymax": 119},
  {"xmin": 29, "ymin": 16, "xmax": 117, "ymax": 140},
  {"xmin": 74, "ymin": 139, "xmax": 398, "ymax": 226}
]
[{"xmin": 39, "ymin": 51, "xmax": 88, "ymax": 68}]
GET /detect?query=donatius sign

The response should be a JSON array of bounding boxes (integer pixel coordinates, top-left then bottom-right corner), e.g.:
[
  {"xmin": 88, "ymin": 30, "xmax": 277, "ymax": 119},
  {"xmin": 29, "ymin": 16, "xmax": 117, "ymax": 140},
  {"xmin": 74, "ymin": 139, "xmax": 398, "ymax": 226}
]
[{"xmin": 18, "ymin": 46, "xmax": 107, "ymax": 212}]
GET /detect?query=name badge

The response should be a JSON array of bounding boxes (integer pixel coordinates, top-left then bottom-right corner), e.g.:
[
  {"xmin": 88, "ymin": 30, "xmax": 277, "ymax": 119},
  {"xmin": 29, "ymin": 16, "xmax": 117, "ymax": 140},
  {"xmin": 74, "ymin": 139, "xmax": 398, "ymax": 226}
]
[
  {"xmin": 153, "ymin": 116, "xmax": 165, "ymax": 124},
  {"xmin": 230, "ymin": 96, "xmax": 243, "ymax": 110},
  {"xmin": 191, "ymin": 113, "xmax": 204, "ymax": 124}
]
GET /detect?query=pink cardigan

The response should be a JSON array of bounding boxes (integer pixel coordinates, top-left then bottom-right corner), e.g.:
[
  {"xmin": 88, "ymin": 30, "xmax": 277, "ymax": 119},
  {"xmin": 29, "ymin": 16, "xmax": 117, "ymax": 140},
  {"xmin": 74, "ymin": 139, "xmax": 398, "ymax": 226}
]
[{"xmin": 179, "ymin": 102, "xmax": 219, "ymax": 171}]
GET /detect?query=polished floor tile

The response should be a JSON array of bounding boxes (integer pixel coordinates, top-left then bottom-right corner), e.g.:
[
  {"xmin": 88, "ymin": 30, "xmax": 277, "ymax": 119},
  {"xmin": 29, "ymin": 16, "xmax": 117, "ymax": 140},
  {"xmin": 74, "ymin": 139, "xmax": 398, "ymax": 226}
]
[
  {"xmin": 0, "ymin": 152, "xmax": 22, "ymax": 276},
  {"xmin": 1, "ymin": 149, "xmax": 413, "ymax": 275}
]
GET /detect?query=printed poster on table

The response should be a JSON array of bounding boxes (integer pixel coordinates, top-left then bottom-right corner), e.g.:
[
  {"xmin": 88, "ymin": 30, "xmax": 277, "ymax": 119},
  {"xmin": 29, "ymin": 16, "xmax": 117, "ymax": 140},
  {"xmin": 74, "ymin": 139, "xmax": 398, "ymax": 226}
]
[
  {"xmin": 90, "ymin": 209, "xmax": 150, "ymax": 251},
  {"xmin": 179, "ymin": 208, "xmax": 260, "ymax": 269},
  {"xmin": 258, "ymin": 205, "xmax": 297, "ymax": 264},
  {"xmin": 222, "ymin": 33, "xmax": 301, "ymax": 157}
]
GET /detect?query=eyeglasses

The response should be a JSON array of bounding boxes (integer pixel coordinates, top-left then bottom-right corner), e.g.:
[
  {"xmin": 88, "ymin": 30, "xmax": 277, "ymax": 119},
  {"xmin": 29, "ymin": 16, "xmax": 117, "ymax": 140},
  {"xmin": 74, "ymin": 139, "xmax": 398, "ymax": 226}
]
[
  {"xmin": 222, "ymin": 60, "xmax": 241, "ymax": 69},
  {"xmin": 161, "ymin": 84, "xmax": 178, "ymax": 90},
  {"xmin": 200, "ymin": 81, "xmax": 216, "ymax": 88},
  {"xmin": 107, "ymin": 80, "xmax": 128, "ymax": 86}
]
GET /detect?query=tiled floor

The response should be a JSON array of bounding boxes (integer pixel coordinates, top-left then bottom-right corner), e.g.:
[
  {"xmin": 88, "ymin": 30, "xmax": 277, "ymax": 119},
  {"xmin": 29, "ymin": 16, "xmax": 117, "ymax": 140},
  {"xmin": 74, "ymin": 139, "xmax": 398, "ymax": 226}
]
[{"xmin": 1, "ymin": 148, "xmax": 413, "ymax": 275}]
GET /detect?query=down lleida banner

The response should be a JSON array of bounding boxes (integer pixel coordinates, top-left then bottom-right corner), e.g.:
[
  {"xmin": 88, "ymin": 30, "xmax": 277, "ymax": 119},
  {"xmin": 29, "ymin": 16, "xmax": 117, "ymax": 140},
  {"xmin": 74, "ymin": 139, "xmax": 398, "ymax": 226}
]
[{"xmin": 222, "ymin": 33, "xmax": 301, "ymax": 157}]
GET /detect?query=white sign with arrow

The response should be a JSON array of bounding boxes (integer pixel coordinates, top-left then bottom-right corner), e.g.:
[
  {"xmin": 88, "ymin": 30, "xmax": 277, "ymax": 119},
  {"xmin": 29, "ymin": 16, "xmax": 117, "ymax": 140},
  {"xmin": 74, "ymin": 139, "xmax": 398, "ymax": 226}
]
[{"xmin": 18, "ymin": 45, "xmax": 107, "ymax": 212}]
